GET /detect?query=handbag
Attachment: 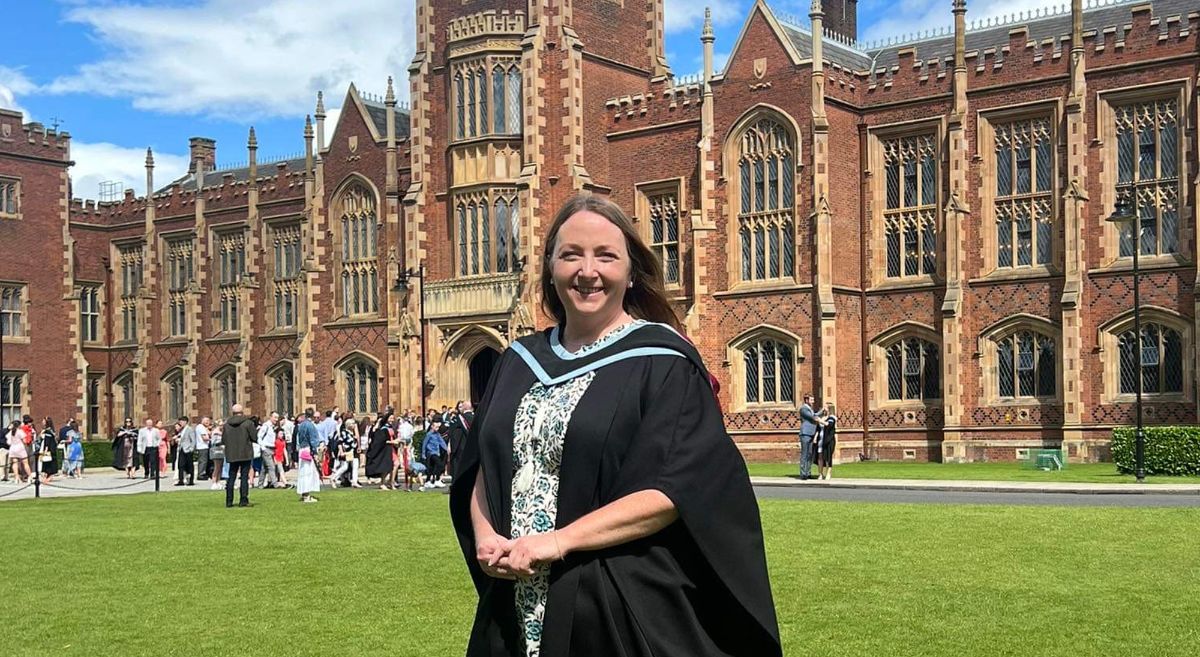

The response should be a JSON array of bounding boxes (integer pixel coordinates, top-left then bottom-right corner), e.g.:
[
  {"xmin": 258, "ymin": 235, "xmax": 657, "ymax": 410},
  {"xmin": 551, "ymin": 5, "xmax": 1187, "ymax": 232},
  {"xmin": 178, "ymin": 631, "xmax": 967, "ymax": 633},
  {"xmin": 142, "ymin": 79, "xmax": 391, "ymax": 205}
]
[{"xmin": 299, "ymin": 447, "xmax": 313, "ymax": 462}]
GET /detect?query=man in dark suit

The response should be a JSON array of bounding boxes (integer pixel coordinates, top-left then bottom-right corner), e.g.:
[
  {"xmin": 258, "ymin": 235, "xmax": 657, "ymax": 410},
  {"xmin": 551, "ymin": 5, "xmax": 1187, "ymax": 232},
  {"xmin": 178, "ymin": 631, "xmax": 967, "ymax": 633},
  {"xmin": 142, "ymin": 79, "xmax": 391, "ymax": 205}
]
[
  {"xmin": 798, "ymin": 394, "xmax": 826, "ymax": 481},
  {"xmin": 446, "ymin": 400, "xmax": 474, "ymax": 480},
  {"xmin": 221, "ymin": 404, "xmax": 256, "ymax": 508}
]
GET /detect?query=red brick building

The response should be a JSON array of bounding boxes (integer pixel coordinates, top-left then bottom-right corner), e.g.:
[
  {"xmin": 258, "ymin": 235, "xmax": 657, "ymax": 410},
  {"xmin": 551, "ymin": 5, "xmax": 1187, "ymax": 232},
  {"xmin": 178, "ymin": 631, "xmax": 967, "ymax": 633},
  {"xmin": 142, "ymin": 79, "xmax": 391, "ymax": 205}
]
[{"xmin": 0, "ymin": 0, "xmax": 1195, "ymax": 462}]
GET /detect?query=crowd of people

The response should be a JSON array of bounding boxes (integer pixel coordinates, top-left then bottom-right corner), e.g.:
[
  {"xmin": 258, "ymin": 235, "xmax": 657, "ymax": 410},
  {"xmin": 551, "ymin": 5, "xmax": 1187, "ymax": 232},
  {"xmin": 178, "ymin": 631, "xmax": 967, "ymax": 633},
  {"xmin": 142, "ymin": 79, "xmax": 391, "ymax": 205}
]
[{"xmin": 0, "ymin": 402, "xmax": 477, "ymax": 497}]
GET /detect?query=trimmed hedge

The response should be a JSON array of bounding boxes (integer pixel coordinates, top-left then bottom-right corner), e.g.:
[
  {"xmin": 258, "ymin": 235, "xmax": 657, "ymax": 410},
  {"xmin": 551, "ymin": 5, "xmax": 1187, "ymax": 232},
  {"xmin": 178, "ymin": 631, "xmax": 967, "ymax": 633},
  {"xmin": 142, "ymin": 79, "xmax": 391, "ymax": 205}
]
[
  {"xmin": 83, "ymin": 440, "xmax": 115, "ymax": 469},
  {"xmin": 1112, "ymin": 426, "xmax": 1200, "ymax": 476}
]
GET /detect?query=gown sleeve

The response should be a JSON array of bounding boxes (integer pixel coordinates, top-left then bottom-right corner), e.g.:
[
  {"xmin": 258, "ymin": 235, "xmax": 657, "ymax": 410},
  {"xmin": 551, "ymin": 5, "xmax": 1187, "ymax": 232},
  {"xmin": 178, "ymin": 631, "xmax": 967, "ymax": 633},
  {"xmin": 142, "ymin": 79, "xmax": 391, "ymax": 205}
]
[{"xmin": 607, "ymin": 356, "xmax": 782, "ymax": 656}]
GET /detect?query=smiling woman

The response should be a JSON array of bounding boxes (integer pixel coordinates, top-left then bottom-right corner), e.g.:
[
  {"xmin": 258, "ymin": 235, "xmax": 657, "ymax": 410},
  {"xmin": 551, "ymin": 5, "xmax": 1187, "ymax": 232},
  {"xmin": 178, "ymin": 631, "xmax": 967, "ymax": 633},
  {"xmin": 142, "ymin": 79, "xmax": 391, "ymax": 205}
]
[{"xmin": 450, "ymin": 194, "xmax": 781, "ymax": 657}]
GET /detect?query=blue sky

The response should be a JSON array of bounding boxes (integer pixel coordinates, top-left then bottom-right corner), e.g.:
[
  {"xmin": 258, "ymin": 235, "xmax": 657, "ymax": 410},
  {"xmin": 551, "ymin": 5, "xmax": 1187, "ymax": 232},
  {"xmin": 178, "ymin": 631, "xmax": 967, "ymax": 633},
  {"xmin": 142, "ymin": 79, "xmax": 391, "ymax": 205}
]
[{"xmin": 2, "ymin": 0, "xmax": 1068, "ymax": 200}]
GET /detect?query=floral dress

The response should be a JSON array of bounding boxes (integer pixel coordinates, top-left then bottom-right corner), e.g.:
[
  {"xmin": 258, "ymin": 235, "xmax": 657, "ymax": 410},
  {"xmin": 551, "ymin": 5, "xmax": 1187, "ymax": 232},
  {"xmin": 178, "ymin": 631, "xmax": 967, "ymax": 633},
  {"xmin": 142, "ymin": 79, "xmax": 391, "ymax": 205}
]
[{"xmin": 510, "ymin": 321, "xmax": 645, "ymax": 657}]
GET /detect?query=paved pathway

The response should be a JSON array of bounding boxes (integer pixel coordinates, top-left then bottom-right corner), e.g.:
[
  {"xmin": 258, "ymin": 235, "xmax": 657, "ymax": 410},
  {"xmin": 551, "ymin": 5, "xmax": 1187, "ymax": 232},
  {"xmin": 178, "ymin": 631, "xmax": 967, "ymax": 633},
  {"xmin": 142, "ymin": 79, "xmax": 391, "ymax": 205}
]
[
  {"xmin": 751, "ymin": 476, "xmax": 1200, "ymax": 507},
  {"xmin": 5, "ymin": 472, "xmax": 1200, "ymax": 508}
]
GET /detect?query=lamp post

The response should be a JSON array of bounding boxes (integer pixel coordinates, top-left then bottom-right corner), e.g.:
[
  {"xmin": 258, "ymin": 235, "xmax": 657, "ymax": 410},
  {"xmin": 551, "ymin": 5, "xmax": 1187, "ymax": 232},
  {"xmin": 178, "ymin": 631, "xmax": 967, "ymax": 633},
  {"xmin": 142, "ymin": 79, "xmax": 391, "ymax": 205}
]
[
  {"xmin": 1105, "ymin": 195, "xmax": 1144, "ymax": 483},
  {"xmin": 396, "ymin": 262, "xmax": 427, "ymax": 424}
]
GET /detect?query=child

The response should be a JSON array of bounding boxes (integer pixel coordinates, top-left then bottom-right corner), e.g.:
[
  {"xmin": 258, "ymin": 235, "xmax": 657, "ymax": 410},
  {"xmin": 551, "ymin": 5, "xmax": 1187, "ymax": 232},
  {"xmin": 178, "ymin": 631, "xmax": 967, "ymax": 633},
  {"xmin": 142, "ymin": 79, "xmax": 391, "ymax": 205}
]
[
  {"xmin": 65, "ymin": 432, "xmax": 84, "ymax": 479},
  {"xmin": 402, "ymin": 436, "xmax": 425, "ymax": 492}
]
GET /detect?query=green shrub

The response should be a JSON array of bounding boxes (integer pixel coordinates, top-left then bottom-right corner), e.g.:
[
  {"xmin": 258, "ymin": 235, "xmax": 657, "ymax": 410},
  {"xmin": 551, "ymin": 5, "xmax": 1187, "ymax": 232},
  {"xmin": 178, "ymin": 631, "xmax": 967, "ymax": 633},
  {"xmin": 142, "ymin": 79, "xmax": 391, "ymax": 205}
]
[
  {"xmin": 1111, "ymin": 426, "xmax": 1200, "ymax": 476},
  {"xmin": 82, "ymin": 440, "xmax": 115, "ymax": 469}
]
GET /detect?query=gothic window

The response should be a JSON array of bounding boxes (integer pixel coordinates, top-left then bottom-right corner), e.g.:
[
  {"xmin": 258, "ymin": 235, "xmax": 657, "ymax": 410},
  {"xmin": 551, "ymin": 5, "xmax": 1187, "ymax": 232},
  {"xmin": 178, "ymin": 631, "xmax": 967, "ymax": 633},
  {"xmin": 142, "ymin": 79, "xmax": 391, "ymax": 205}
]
[
  {"xmin": 456, "ymin": 59, "xmax": 519, "ymax": 139},
  {"xmin": 885, "ymin": 337, "xmax": 940, "ymax": 401},
  {"xmin": 995, "ymin": 330, "xmax": 1056, "ymax": 398},
  {"xmin": 1115, "ymin": 98, "xmax": 1180, "ymax": 257},
  {"xmin": 86, "ymin": 375, "xmax": 102, "ymax": 437},
  {"xmin": 994, "ymin": 118, "xmax": 1053, "ymax": 268},
  {"xmin": 0, "ymin": 178, "xmax": 18, "ymax": 217},
  {"xmin": 80, "ymin": 285, "xmax": 100, "ymax": 342},
  {"xmin": 114, "ymin": 372, "xmax": 135, "ymax": 424},
  {"xmin": 268, "ymin": 363, "xmax": 295, "ymax": 417},
  {"xmin": 216, "ymin": 230, "xmax": 245, "ymax": 333},
  {"xmin": 118, "ymin": 243, "xmax": 143, "ymax": 343},
  {"xmin": 214, "ymin": 367, "xmax": 237, "ymax": 420},
  {"xmin": 457, "ymin": 189, "xmax": 521, "ymax": 276},
  {"xmin": 734, "ymin": 117, "xmax": 795, "ymax": 284},
  {"xmin": 341, "ymin": 358, "xmax": 378, "ymax": 416},
  {"xmin": 165, "ymin": 236, "xmax": 194, "ymax": 337},
  {"xmin": 0, "ymin": 285, "xmax": 24, "ymax": 338},
  {"xmin": 338, "ymin": 183, "xmax": 379, "ymax": 317},
  {"xmin": 1, "ymin": 372, "xmax": 24, "ymax": 426},
  {"xmin": 455, "ymin": 73, "xmax": 465, "ymax": 139},
  {"xmin": 882, "ymin": 134, "xmax": 938, "ymax": 278},
  {"xmin": 162, "ymin": 369, "xmax": 184, "ymax": 422},
  {"xmin": 271, "ymin": 223, "xmax": 301, "ymax": 329},
  {"xmin": 638, "ymin": 183, "xmax": 681, "ymax": 286},
  {"xmin": 1119, "ymin": 322, "xmax": 1184, "ymax": 395},
  {"xmin": 737, "ymin": 334, "xmax": 796, "ymax": 407}
]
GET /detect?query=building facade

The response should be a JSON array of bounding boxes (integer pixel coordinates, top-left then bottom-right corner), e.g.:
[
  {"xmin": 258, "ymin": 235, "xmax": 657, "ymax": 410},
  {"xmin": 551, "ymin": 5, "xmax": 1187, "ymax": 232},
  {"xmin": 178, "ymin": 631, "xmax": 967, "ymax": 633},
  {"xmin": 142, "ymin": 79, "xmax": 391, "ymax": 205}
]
[{"xmin": 0, "ymin": 0, "xmax": 1196, "ymax": 462}]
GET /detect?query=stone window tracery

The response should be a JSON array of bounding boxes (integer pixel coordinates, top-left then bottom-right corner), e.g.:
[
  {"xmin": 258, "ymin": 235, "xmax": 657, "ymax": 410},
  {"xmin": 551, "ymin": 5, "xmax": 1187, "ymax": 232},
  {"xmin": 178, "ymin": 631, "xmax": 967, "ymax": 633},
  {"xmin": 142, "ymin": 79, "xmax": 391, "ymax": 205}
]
[
  {"xmin": 338, "ymin": 183, "xmax": 379, "ymax": 317},
  {"xmin": 0, "ymin": 178, "xmax": 18, "ymax": 218},
  {"xmin": 884, "ymin": 337, "xmax": 940, "ymax": 402},
  {"xmin": 216, "ymin": 230, "xmax": 245, "ymax": 333},
  {"xmin": 341, "ymin": 358, "xmax": 378, "ymax": 416},
  {"xmin": 80, "ymin": 285, "xmax": 101, "ymax": 343},
  {"xmin": 1114, "ymin": 98, "xmax": 1181, "ymax": 257},
  {"xmin": 271, "ymin": 223, "xmax": 301, "ymax": 329},
  {"xmin": 0, "ymin": 285, "xmax": 24, "ymax": 338},
  {"xmin": 993, "ymin": 118, "xmax": 1053, "ymax": 268},
  {"xmin": 732, "ymin": 117, "xmax": 795, "ymax": 284},
  {"xmin": 453, "ymin": 58, "xmax": 521, "ymax": 140},
  {"xmin": 118, "ymin": 243, "xmax": 143, "ymax": 343},
  {"xmin": 995, "ymin": 330, "xmax": 1056, "ymax": 399},
  {"xmin": 882, "ymin": 134, "xmax": 937, "ymax": 279},
  {"xmin": 456, "ymin": 188, "xmax": 521, "ymax": 277},
  {"xmin": 165, "ymin": 236, "xmax": 194, "ymax": 338}
]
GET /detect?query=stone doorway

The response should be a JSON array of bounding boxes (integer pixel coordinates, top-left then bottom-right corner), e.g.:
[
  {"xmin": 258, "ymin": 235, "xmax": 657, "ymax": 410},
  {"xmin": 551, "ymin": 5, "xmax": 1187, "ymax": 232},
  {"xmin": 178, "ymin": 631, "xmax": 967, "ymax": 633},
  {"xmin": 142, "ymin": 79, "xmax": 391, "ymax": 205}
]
[{"xmin": 469, "ymin": 348, "xmax": 501, "ymax": 404}]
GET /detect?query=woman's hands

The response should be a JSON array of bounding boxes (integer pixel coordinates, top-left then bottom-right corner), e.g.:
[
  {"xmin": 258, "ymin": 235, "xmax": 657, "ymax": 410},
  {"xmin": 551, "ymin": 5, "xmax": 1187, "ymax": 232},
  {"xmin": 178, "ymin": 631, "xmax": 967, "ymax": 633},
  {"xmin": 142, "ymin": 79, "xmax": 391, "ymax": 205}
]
[{"xmin": 474, "ymin": 531, "xmax": 563, "ymax": 580}]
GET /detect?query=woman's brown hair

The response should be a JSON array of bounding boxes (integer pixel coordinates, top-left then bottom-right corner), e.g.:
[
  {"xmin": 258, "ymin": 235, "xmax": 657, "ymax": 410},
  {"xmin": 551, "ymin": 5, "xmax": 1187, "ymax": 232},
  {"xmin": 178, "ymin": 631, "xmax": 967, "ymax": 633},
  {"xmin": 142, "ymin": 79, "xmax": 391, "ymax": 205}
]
[{"xmin": 539, "ymin": 193, "xmax": 681, "ymax": 331}]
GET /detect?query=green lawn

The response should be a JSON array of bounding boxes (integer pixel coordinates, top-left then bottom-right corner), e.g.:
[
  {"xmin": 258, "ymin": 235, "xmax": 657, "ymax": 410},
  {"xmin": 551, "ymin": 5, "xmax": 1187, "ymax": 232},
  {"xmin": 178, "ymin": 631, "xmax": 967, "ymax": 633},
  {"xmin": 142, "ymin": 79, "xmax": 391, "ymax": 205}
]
[
  {"xmin": 1, "ymin": 491, "xmax": 1197, "ymax": 656},
  {"xmin": 746, "ymin": 460, "xmax": 1200, "ymax": 484}
]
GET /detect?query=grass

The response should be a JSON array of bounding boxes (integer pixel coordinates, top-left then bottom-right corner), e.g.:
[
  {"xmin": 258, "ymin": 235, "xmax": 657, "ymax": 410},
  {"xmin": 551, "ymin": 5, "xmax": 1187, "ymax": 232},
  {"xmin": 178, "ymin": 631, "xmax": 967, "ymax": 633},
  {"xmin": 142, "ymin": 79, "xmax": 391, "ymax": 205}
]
[
  {"xmin": 745, "ymin": 460, "xmax": 1200, "ymax": 484},
  {"xmin": 1, "ymin": 490, "xmax": 1197, "ymax": 656}
]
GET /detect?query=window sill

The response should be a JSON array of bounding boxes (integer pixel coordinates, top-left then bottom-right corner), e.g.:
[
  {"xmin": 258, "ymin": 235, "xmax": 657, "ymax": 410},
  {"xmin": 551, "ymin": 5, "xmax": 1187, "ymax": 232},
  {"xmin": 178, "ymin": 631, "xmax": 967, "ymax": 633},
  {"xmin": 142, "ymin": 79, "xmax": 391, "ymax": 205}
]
[
  {"xmin": 1104, "ymin": 393, "xmax": 1188, "ymax": 404},
  {"xmin": 0, "ymin": 213, "xmax": 20, "ymax": 221},
  {"xmin": 323, "ymin": 316, "xmax": 387, "ymax": 329},
  {"xmin": 868, "ymin": 277, "xmax": 940, "ymax": 293},
  {"xmin": 875, "ymin": 400, "xmax": 942, "ymax": 411},
  {"xmin": 261, "ymin": 329, "xmax": 299, "ymax": 339},
  {"xmin": 984, "ymin": 397, "xmax": 1061, "ymax": 407},
  {"xmin": 156, "ymin": 338, "xmax": 189, "ymax": 347},
  {"xmin": 1090, "ymin": 254, "xmax": 1191, "ymax": 275},
  {"xmin": 205, "ymin": 334, "xmax": 241, "ymax": 344},
  {"xmin": 113, "ymin": 340, "xmax": 138, "ymax": 348},
  {"xmin": 734, "ymin": 404, "xmax": 799, "ymax": 413},
  {"xmin": 713, "ymin": 281, "xmax": 810, "ymax": 299},
  {"xmin": 0, "ymin": 335, "xmax": 30, "ymax": 345},
  {"xmin": 969, "ymin": 266, "xmax": 1060, "ymax": 285}
]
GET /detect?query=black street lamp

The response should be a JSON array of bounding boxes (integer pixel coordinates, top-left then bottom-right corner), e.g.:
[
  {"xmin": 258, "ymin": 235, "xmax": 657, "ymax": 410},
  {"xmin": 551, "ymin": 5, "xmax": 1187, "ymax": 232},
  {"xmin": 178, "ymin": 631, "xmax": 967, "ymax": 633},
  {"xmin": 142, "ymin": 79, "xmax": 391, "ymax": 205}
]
[
  {"xmin": 1105, "ymin": 195, "xmax": 1145, "ymax": 483},
  {"xmin": 396, "ymin": 262, "xmax": 427, "ymax": 424}
]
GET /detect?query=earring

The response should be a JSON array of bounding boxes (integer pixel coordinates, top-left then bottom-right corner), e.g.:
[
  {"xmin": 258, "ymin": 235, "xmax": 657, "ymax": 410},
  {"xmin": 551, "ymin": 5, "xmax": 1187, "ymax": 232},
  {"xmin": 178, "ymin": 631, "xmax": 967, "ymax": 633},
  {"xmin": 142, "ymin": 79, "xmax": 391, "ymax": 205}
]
[{"xmin": 627, "ymin": 281, "xmax": 633, "ymax": 289}]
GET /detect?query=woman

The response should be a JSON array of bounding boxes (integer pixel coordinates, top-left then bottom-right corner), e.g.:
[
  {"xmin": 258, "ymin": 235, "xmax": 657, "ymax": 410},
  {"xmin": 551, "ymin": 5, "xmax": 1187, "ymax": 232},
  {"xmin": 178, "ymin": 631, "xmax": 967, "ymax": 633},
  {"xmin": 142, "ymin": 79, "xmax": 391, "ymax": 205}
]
[
  {"xmin": 450, "ymin": 195, "xmax": 780, "ymax": 657},
  {"xmin": 156, "ymin": 420, "xmax": 169, "ymax": 475},
  {"xmin": 817, "ymin": 410, "xmax": 838, "ymax": 481},
  {"xmin": 112, "ymin": 418, "xmax": 137, "ymax": 478},
  {"xmin": 364, "ymin": 410, "xmax": 396, "ymax": 490},
  {"xmin": 330, "ymin": 418, "xmax": 358, "ymax": 488},
  {"xmin": 209, "ymin": 421, "xmax": 225, "ymax": 491},
  {"xmin": 272, "ymin": 422, "xmax": 289, "ymax": 488},
  {"xmin": 6, "ymin": 421, "xmax": 30, "ymax": 483},
  {"xmin": 38, "ymin": 418, "xmax": 59, "ymax": 482},
  {"xmin": 294, "ymin": 413, "xmax": 321, "ymax": 503}
]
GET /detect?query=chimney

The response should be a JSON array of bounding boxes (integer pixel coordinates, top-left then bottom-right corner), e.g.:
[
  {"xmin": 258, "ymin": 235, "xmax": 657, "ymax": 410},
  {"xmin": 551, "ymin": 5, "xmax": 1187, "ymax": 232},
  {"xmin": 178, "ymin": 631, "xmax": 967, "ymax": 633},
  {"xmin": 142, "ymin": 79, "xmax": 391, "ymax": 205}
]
[
  {"xmin": 821, "ymin": 0, "xmax": 857, "ymax": 42},
  {"xmin": 188, "ymin": 137, "xmax": 217, "ymax": 173}
]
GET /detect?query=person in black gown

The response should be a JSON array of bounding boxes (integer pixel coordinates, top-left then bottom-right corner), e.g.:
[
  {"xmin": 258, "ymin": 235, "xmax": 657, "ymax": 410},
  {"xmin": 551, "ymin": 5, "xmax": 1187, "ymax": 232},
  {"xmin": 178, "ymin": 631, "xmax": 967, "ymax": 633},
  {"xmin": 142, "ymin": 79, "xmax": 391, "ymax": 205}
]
[
  {"xmin": 38, "ymin": 417, "xmax": 60, "ymax": 482},
  {"xmin": 450, "ymin": 194, "xmax": 781, "ymax": 657},
  {"xmin": 364, "ymin": 410, "xmax": 395, "ymax": 490}
]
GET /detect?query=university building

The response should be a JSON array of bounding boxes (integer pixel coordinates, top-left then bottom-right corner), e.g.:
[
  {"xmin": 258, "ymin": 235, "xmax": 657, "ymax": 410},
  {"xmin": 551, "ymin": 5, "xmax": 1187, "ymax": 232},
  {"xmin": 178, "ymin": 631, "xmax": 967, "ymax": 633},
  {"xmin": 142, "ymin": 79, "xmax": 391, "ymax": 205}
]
[{"xmin": 0, "ymin": 0, "xmax": 1195, "ymax": 462}]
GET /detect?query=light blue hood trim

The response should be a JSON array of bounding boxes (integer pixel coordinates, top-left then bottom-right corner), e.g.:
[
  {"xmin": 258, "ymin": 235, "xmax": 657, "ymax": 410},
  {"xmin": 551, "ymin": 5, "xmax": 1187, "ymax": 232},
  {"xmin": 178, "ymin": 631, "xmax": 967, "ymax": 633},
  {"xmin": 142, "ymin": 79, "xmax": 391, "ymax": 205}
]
[{"xmin": 510, "ymin": 341, "xmax": 687, "ymax": 387}]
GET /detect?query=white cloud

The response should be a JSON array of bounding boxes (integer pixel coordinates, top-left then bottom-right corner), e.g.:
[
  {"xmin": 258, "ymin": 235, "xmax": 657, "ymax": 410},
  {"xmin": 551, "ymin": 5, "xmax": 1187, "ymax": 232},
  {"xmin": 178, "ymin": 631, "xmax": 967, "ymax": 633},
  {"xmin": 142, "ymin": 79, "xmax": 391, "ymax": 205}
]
[
  {"xmin": 860, "ymin": 0, "xmax": 1072, "ymax": 45},
  {"xmin": 46, "ymin": 0, "xmax": 415, "ymax": 121},
  {"xmin": 0, "ymin": 66, "xmax": 35, "ymax": 118},
  {"xmin": 70, "ymin": 141, "xmax": 190, "ymax": 199},
  {"xmin": 664, "ymin": 0, "xmax": 742, "ymax": 34}
]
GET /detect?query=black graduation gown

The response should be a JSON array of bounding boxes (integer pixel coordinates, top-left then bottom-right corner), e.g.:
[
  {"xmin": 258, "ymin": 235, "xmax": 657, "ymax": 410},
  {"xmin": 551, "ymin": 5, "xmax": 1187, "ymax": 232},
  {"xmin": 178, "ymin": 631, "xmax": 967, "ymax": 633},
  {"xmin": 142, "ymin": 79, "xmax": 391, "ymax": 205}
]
[
  {"xmin": 450, "ymin": 324, "xmax": 781, "ymax": 657},
  {"xmin": 40, "ymin": 431, "xmax": 59, "ymax": 475},
  {"xmin": 364, "ymin": 425, "xmax": 393, "ymax": 478}
]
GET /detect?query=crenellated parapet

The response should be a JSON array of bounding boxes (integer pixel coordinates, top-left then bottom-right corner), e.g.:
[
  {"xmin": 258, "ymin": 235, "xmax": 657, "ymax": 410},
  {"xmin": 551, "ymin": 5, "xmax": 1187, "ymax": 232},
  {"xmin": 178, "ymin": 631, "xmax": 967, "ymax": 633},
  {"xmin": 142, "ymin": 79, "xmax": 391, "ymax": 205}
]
[{"xmin": 603, "ymin": 76, "xmax": 705, "ymax": 131}]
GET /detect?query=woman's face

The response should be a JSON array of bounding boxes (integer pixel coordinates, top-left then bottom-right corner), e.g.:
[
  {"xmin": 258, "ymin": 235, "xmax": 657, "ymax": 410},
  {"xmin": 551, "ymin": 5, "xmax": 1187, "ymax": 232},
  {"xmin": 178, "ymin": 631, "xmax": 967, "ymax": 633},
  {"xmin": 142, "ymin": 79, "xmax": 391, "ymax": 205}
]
[{"xmin": 551, "ymin": 210, "xmax": 631, "ymax": 323}]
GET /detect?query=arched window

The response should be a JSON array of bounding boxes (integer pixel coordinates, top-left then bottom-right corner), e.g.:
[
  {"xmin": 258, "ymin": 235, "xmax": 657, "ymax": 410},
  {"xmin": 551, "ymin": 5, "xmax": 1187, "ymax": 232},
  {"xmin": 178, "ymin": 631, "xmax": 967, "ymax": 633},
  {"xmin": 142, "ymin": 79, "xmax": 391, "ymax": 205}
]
[
  {"xmin": 885, "ymin": 337, "xmax": 940, "ymax": 401},
  {"xmin": 492, "ymin": 66, "xmax": 506, "ymax": 133},
  {"xmin": 1119, "ymin": 322, "xmax": 1183, "ymax": 395},
  {"xmin": 454, "ymin": 73, "xmax": 464, "ymax": 139},
  {"xmin": 162, "ymin": 369, "xmax": 184, "ymax": 422},
  {"xmin": 466, "ymin": 70, "xmax": 476, "ymax": 137},
  {"xmin": 337, "ymin": 182, "xmax": 378, "ymax": 317},
  {"xmin": 341, "ymin": 358, "xmax": 379, "ymax": 416},
  {"xmin": 995, "ymin": 330, "xmax": 1055, "ymax": 398},
  {"xmin": 113, "ymin": 371, "xmax": 135, "ymax": 425},
  {"xmin": 506, "ymin": 66, "xmax": 522, "ymax": 134},
  {"xmin": 267, "ymin": 363, "xmax": 294, "ymax": 417},
  {"xmin": 724, "ymin": 328, "xmax": 801, "ymax": 410},
  {"xmin": 213, "ymin": 367, "xmax": 237, "ymax": 420},
  {"xmin": 733, "ymin": 116, "xmax": 794, "ymax": 283},
  {"xmin": 456, "ymin": 189, "xmax": 520, "ymax": 276}
]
